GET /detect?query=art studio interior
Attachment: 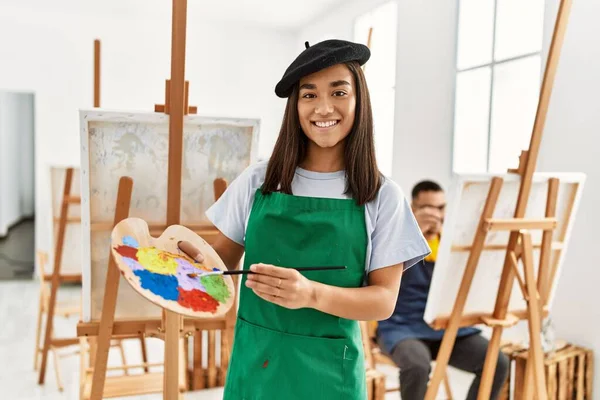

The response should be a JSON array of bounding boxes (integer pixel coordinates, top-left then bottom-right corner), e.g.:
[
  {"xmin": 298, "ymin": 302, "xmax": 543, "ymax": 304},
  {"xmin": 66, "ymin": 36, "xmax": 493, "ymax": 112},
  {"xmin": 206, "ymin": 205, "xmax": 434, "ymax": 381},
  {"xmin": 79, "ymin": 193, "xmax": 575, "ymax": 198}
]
[{"xmin": 0, "ymin": 0, "xmax": 597, "ymax": 399}]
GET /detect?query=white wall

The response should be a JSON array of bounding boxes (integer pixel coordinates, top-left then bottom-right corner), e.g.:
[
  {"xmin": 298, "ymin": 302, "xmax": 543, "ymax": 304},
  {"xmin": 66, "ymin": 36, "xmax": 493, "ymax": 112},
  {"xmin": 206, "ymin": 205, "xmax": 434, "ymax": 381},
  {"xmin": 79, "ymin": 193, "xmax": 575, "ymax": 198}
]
[
  {"xmin": 297, "ymin": 0, "xmax": 392, "ymax": 44},
  {"xmin": 0, "ymin": 91, "xmax": 35, "ymax": 237},
  {"xmin": 0, "ymin": 2, "xmax": 295, "ymax": 257},
  {"xmin": 539, "ymin": 0, "xmax": 600, "ymax": 393},
  {"xmin": 392, "ymin": 2, "xmax": 458, "ymax": 193}
]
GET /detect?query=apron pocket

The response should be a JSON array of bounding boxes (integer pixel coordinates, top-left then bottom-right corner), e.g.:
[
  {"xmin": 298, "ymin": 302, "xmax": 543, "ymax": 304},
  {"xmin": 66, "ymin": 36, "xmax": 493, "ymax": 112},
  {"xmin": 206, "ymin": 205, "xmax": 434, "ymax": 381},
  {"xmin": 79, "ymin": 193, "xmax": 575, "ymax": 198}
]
[{"xmin": 224, "ymin": 317, "xmax": 361, "ymax": 400}]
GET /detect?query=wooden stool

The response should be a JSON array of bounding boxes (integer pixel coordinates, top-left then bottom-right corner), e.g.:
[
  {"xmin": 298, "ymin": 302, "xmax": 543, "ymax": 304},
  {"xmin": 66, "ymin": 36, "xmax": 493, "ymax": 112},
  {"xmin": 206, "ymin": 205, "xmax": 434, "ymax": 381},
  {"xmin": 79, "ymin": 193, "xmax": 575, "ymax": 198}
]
[{"xmin": 499, "ymin": 341, "xmax": 594, "ymax": 400}]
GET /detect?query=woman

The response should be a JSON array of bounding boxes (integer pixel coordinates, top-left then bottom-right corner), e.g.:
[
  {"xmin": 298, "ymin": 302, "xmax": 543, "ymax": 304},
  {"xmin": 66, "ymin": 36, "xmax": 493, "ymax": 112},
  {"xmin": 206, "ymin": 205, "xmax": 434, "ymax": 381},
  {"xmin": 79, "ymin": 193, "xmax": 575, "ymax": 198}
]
[{"xmin": 204, "ymin": 39, "xmax": 430, "ymax": 399}]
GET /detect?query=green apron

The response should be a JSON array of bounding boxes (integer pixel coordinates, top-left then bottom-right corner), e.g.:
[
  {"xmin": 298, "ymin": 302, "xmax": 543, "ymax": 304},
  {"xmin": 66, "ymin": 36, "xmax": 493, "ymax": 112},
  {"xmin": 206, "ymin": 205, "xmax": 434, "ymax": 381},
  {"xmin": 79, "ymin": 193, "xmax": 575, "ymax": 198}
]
[{"xmin": 223, "ymin": 189, "xmax": 368, "ymax": 400}]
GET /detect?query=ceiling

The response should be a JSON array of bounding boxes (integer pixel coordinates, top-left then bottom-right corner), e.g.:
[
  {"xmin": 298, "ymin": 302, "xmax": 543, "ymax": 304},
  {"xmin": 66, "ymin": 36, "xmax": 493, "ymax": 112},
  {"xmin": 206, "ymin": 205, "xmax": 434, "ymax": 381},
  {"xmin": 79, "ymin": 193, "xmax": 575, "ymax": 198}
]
[
  {"xmin": 188, "ymin": 0, "xmax": 349, "ymax": 31},
  {"xmin": 2, "ymin": 0, "xmax": 348, "ymax": 32}
]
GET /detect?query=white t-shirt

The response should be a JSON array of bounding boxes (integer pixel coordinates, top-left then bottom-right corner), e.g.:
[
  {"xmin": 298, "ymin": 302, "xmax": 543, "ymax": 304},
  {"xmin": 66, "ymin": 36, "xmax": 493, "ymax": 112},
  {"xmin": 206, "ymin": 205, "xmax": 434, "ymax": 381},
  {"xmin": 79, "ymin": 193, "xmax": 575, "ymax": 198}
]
[{"xmin": 205, "ymin": 161, "xmax": 430, "ymax": 275}]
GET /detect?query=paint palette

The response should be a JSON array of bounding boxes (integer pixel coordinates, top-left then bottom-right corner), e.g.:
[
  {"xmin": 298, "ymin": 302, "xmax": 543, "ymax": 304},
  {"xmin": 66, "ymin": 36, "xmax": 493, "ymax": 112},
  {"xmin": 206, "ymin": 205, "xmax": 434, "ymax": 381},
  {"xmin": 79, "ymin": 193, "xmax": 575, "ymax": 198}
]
[{"xmin": 110, "ymin": 217, "xmax": 235, "ymax": 318}]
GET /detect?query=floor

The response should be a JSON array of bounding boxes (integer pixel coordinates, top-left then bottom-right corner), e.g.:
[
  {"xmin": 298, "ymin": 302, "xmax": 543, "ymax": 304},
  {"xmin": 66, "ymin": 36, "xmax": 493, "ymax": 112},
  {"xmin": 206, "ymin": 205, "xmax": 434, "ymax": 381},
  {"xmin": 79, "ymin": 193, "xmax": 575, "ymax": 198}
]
[
  {"xmin": 0, "ymin": 219, "xmax": 35, "ymax": 279},
  {"xmin": 0, "ymin": 280, "xmax": 472, "ymax": 399}
]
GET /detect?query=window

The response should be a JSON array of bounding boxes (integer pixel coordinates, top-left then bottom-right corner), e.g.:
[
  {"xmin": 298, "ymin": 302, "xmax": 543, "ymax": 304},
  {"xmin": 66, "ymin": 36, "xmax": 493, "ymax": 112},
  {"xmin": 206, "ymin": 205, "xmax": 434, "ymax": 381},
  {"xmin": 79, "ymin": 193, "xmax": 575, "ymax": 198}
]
[
  {"xmin": 354, "ymin": 1, "xmax": 398, "ymax": 177},
  {"xmin": 452, "ymin": 0, "xmax": 545, "ymax": 173}
]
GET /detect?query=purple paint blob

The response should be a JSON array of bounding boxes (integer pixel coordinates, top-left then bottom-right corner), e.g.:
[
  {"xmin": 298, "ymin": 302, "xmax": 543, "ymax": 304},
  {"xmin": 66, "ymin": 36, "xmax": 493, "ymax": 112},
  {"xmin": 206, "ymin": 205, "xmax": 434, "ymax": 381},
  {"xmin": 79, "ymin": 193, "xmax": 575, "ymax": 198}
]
[
  {"xmin": 175, "ymin": 258, "xmax": 206, "ymax": 291},
  {"xmin": 176, "ymin": 271, "xmax": 207, "ymax": 292},
  {"xmin": 123, "ymin": 257, "xmax": 144, "ymax": 271},
  {"xmin": 175, "ymin": 258, "xmax": 197, "ymax": 273}
]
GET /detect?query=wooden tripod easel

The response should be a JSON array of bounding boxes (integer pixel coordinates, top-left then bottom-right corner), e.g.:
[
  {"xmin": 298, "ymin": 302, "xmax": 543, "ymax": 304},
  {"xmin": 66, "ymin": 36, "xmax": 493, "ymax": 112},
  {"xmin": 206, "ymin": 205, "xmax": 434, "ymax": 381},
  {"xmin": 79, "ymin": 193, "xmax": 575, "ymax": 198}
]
[
  {"xmin": 36, "ymin": 167, "xmax": 82, "ymax": 386},
  {"xmin": 424, "ymin": 1, "xmax": 573, "ymax": 399},
  {"xmin": 86, "ymin": 0, "xmax": 193, "ymax": 396},
  {"xmin": 78, "ymin": 1, "xmax": 236, "ymax": 398}
]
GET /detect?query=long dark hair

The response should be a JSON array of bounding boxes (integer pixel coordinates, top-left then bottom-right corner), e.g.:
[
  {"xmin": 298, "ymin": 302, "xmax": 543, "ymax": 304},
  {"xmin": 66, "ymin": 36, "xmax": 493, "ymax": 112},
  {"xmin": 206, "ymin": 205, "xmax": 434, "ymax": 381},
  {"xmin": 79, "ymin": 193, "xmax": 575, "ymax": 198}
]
[{"xmin": 262, "ymin": 61, "xmax": 382, "ymax": 206}]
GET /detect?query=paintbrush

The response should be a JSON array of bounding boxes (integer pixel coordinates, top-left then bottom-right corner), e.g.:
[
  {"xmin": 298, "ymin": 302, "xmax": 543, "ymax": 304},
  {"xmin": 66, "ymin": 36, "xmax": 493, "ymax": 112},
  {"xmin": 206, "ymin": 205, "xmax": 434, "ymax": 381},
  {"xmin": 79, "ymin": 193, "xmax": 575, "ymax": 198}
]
[
  {"xmin": 187, "ymin": 265, "xmax": 347, "ymax": 278},
  {"xmin": 176, "ymin": 240, "xmax": 346, "ymax": 277}
]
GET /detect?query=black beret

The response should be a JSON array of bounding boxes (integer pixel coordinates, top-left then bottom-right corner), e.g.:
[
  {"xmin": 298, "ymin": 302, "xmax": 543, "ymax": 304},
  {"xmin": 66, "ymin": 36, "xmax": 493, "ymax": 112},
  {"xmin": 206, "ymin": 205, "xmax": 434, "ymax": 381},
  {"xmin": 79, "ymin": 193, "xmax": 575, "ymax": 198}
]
[{"xmin": 275, "ymin": 39, "xmax": 370, "ymax": 98}]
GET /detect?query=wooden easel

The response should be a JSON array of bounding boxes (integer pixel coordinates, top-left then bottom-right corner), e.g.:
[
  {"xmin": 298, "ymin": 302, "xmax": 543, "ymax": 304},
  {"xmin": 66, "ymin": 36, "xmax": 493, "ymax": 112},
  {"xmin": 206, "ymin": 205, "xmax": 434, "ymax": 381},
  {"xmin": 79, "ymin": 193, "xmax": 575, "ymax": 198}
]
[
  {"xmin": 424, "ymin": 1, "xmax": 573, "ymax": 399},
  {"xmin": 37, "ymin": 167, "xmax": 82, "ymax": 385},
  {"xmin": 78, "ymin": 1, "xmax": 237, "ymax": 398}
]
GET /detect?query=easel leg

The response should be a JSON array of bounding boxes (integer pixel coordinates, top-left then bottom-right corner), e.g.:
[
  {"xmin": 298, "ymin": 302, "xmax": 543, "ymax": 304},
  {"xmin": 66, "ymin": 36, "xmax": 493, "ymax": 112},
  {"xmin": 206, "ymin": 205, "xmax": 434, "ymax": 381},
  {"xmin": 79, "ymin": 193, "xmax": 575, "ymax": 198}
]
[
  {"xmin": 477, "ymin": 231, "xmax": 524, "ymax": 399},
  {"xmin": 523, "ymin": 356, "xmax": 535, "ymax": 400},
  {"xmin": 477, "ymin": 327, "xmax": 505, "ymax": 399},
  {"xmin": 164, "ymin": 311, "xmax": 183, "ymax": 400},
  {"xmin": 179, "ymin": 333, "xmax": 187, "ymax": 390},
  {"xmin": 34, "ymin": 251, "xmax": 48, "ymax": 371},
  {"xmin": 51, "ymin": 346, "xmax": 64, "ymax": 391},
  {"xmin": 521, "ymin": 232, "xmax": 548, "ymax": 400},
  {"xmin": 38, "ymin": 168, "xmax": 73, "ymax": 384},
  {"xmin": 89, "ymin": 177, "xmax": 133, "ymax": 400},
  {"xmin": 88, "ymin": 337, "xmax": 97, "ymax": 368},
  {"xmin": 80, "ymin": 338, "xmax": 87, "ymax": 400},
  {"xmin": 140, "ymin": 333, "xmax": 149, "ymax": 373},
  {"xmin": 425, "ymin": 178, "xmax": 504, "ymax": 400},
  {"xmin": 34, "ymin": 294, "xmax": 44, "ymax": 370},
  {"xmin": 118, "ymin": 340, "xmax": 129, "ymax": 375},
  {"xmin": 193, "ymin": 330, "xmax": 205, "ymax": 389}
]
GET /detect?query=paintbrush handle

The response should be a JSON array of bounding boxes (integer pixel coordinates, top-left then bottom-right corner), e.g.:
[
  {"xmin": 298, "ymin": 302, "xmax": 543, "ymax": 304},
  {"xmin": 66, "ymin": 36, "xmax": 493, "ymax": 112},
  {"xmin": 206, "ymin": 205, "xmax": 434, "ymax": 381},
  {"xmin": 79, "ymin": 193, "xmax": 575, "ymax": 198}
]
[
  {"xmin": 187, "ymin": 266, "xmax": 346, "ymax": 278},
  {"xmin": 222, "ymin": 266, "xmax": 347, "ymax": 275}
]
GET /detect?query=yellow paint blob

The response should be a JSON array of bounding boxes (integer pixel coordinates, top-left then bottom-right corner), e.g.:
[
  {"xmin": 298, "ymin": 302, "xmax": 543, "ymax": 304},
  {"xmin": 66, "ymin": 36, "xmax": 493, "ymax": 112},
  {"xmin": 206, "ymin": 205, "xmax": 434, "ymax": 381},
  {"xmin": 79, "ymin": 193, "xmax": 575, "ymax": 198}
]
[{"xmin": 136, "ymin": 247, "xmax": 179, "ymax": 275}]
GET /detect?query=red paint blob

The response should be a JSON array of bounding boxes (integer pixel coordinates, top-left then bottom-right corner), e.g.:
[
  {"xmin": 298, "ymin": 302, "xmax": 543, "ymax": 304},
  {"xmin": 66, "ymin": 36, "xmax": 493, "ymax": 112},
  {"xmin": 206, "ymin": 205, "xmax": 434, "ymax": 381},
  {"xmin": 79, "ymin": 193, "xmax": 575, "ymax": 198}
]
[
  {"xmin": 114, "ymin": 245, "xmax": 138, "ymax": 260},
  {"xmin": 177, "ymin": 287, "xmax": 219, "ymax": 313},
  {"xmin": 262, "ymin": 360, "xmax": 269, "ymax": 368}
]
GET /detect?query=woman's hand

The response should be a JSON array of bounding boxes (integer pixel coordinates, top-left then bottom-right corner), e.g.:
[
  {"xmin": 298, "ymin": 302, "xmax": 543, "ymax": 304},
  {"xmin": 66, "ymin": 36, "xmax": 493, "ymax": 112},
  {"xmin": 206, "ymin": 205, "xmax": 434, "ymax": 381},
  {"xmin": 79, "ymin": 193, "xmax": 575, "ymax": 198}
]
[
  {"xmin": 245, "ymin": 263, "xmax": 316, "ymax": 309},
  {"xmin": 177, "ymin": 241, "xmax": 205, "ymax": 262},
  {"xmin": 178, "ymin": 234, "xmax": 244, "ymax": 272}
]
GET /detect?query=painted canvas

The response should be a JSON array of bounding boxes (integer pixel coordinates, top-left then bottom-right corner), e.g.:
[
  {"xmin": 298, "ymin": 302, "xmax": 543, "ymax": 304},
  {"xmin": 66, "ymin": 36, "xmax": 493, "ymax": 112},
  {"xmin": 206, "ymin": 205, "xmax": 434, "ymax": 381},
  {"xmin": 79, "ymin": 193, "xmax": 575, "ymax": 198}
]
[
  {"xmin": 423, "ymin": 172, "xmax": 585, "ymax": 327},
  {"xmin": 80, "ymin": 109, "xmax": 259, "ymax": 322},
  {"xmin": 110, "ymin": 218, "xmax": 235, "ymax": 318},
  {"xmin": 50, "ymin": 166, "xmax": 81, "ymax": 275}
]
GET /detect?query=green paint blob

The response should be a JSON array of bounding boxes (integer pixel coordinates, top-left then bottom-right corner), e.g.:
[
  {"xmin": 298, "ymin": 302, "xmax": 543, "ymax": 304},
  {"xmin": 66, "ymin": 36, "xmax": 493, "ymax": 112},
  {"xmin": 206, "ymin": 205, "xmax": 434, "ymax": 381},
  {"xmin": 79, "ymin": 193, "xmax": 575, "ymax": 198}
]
[{"xmin": 200, "ymin": 275, "xmax": 230, "ymax": 303}]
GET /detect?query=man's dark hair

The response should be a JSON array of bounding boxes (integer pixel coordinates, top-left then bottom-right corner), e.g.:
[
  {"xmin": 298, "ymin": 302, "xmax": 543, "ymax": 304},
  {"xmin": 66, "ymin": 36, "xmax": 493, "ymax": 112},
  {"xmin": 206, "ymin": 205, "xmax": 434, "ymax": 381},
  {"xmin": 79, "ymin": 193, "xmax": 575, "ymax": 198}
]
[{"xmin": 411, "ymin": 180, "xmax": 443, "ymax": 200}]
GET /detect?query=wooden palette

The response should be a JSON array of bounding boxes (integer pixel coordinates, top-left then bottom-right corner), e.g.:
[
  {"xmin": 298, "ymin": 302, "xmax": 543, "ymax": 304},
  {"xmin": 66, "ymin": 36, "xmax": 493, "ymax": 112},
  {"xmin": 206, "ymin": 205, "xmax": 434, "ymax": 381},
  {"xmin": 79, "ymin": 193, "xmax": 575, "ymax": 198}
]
[{"xmin": 110, "ymin": 217, "xmax": 235, "ymax": 318}]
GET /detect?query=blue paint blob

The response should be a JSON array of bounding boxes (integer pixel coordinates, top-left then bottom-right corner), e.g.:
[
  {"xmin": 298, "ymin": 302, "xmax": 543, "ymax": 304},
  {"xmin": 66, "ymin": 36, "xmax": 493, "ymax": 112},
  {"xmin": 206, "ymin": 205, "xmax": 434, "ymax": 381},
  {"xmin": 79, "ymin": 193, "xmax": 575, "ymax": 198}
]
[
  {"xmin": 212, "ymin": 267, "xmax": 220, "ymax": 272},
  {"xmin": 134, "ymin": 269, "xmax": 179, "ymax": 301},
  {"xmin": 122, "ymin": 235, "xmax": 139, "ymax": 248}
]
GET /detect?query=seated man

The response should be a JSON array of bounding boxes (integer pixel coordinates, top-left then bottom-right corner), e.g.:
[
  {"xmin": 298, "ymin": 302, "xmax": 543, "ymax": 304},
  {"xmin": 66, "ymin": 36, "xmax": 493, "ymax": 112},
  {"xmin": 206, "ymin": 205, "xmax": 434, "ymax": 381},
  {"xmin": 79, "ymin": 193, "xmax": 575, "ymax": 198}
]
[{"xmin": 377, "ymin": 180, "xmax": 509, "ymax": 400}]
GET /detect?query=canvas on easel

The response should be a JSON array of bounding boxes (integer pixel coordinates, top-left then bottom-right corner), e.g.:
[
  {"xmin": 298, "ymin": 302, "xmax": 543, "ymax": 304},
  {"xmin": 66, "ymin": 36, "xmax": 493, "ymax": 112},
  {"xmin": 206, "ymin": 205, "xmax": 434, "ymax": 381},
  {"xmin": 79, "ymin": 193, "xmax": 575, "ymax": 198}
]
[
  {"xmin": 78, "ymin": 111, "xmax": 258, "ymax": 398},
  {"xmin": 80, "ymin": 110, "xmax": 259, "ymax": 322},
  {"xmin": 425, "ymin": 171, "xmax": 585, "ymax": 328}
]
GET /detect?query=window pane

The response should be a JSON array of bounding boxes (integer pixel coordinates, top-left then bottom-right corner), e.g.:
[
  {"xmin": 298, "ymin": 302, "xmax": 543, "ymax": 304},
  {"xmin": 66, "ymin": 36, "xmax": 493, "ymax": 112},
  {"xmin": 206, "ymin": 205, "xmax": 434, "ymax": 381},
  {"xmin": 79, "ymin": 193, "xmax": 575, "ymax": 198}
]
[
  {"xmin": 488, "ymin": 55, "xmax": 542, "ymax": 172},
  {"xmin": 453, "ymin": 67, "xmax": 492, "ymax": 173},
  {"xmin": 456, "ymin": 0, "xmax": 495, "ymax": 70},
  {"xmin": 494, "ymin": 0, "xmax": 544, "ymax": 61}
]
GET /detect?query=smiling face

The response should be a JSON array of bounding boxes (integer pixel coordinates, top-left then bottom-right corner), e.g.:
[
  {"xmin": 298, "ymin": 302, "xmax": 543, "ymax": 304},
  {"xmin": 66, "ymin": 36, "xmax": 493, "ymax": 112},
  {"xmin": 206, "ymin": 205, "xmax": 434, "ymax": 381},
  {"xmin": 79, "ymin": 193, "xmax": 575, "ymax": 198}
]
[{"xmin": 297, "ymin": 64, "xmax": 356, "ymax": 150}]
